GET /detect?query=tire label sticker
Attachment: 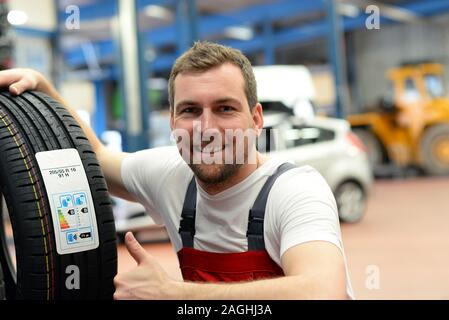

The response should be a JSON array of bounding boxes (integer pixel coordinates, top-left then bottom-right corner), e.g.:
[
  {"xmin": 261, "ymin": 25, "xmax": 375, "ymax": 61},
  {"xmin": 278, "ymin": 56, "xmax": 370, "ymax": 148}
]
[{"xmin": 36, "ymin": 149, "xmax": 99, "ymax": 255}]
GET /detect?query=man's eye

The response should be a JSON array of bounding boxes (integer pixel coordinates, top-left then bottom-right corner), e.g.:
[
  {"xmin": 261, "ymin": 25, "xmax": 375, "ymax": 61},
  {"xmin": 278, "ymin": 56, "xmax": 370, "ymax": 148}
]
[
  {"xmin": 181, "ymin": 107, "xmax": 197, "ymax": 114},
  {"xmin": 220, "ymin": 106, "xmax": 234, "ymax": 112}
]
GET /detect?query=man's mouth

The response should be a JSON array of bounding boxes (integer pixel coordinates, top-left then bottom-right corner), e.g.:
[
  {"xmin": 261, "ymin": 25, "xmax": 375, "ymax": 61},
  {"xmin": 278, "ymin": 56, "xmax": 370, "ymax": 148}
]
[{"xmin": 194, "ymin": 144, "xmax": 226, "ymax": 154}]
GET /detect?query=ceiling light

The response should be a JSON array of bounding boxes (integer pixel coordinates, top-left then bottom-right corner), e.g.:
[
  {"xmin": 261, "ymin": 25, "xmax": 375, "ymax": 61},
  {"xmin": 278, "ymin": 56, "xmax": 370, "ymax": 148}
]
[
  {"xmin": 224, "ymin": 26, "xmax": 254, "ymax": 41},
  {"xmin": 144, "ymin": 5, "xmax": 173, "ymax": 20},
  {"xmin": 338, "ymin": 3, "xmax": 360, "ymax": 18},
  {"xmin": 7, "ymin": 10, "xmax": 28, "ymax": 26}
]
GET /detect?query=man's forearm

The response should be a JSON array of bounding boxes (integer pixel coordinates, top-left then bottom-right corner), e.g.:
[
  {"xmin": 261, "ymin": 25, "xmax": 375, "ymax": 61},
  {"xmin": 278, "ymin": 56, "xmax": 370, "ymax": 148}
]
[{"xmin": 174, "ymin": 275, "xmax": 347, "ymax": 300}]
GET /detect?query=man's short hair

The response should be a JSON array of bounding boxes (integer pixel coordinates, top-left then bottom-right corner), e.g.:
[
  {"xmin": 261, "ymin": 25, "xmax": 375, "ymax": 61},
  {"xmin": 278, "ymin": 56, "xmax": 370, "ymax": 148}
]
[{"xmin": 168, "ymin": 41, "xmax": 258, "ymax": 112}]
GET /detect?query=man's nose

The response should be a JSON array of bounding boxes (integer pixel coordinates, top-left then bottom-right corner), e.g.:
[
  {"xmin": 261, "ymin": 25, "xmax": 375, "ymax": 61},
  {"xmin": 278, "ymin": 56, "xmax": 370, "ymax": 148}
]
[{"xmin": 199, "ymin": 109, "xmax": 217, "ymax": 132}]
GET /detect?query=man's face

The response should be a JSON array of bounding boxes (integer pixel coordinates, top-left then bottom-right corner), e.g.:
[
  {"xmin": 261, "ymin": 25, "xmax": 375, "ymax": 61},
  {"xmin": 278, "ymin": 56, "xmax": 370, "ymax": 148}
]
[{"xmin": 170, "ymin": 62, "xmax": 263, "ymax": 184}]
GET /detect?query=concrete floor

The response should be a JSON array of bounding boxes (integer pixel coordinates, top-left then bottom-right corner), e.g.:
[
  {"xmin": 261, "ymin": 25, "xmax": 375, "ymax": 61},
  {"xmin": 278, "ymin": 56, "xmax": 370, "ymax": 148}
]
[
  {"xmin": 118, "ymin": 177, "xmax": 449, "ymax": 300},
  {"xmin": 341, "ymin": 177, "xmax": 449, "ymax": 300}
]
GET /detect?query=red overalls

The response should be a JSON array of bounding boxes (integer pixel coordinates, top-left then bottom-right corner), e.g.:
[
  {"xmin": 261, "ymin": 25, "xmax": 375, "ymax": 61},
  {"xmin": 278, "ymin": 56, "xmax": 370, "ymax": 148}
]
[{"xmin": 177, "ymin": 163, "xmax": 295, "ymax": 282}]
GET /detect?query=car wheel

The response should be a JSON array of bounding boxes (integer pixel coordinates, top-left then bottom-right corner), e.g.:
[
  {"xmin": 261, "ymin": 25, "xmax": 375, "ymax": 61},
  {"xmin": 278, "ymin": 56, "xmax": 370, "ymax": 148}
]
[
  {"xmin": 335, "ymin": 181, "xmax": 366, "ymax": 223},
  {"xmin": 0, "ymin": 91, "xmax": 117, "ymax": 300},
  {"xmin": 420, "ymin": 124, "xmax": 449, "ymax": 176}
]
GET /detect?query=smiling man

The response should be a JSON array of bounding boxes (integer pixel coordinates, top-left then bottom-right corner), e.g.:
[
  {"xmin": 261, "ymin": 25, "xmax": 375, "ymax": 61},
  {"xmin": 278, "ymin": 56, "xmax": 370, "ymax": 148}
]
[{"xmin": 0, "ymin": 41, "xmax": 353, "ymax": 299}]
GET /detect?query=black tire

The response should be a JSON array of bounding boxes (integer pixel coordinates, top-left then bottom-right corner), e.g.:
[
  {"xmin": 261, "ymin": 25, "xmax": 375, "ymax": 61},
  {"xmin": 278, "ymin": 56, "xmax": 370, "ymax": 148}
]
[
  {"xmin": 352, "ymin": 128, "xmax": 385, "ymax": 170},
  {"xmin": 335, "ymin": 181, "xmax": 366, "ymax": 223},
  {"xmin": 0, "ymin": 260, "xmax": 5, "ymax": 300},
  {"xmin": 116, "ymin": 232, "xmax": 126, "ymax": 244},
  {"xmin": 0, "ymin": 91, "xmax": 117, "ymax": 300},
  {"xmin": 420, "ymin": 124, "xmax": 449, "ymax": 176}
]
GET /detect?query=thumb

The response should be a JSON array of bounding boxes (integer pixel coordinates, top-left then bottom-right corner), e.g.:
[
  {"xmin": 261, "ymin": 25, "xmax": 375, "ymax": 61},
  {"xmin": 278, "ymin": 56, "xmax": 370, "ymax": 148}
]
[
  {"xmin": 124, "ymin": 232, "xmax": 148, "ymax": 264},
  {"xmin": 9, "ymin": 85, "xmax": 20, "ymax": 95}
]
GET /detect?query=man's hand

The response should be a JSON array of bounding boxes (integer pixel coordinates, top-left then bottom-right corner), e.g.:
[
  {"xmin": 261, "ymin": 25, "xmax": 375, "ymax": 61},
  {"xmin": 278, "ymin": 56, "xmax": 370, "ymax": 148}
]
[
  {"xmin": 0, "ymin": 68, "xmax": 50, "ymax": 96},
  {"xmin": 113, "ymin": 232, "xmax": 180, "ymax": 300},
  {"xmin": 0, "ymin": 68, "xmax": 135, "ymax": 200}
]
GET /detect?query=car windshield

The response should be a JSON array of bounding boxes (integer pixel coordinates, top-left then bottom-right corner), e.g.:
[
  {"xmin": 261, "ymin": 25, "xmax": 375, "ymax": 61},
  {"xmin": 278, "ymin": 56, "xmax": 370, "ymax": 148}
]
[{"xmin": 424, "ymin": 74, "xmax": 446, "ymax": 98}]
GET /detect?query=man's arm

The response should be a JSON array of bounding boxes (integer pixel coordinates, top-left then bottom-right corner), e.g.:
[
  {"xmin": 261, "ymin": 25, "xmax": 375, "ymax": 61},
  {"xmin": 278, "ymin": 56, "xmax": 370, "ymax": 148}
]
[
  {"xmin": 114, "ymin": 233, "xmax": 348, "ymax": 300},
  {"xmin": 0, "ymin": 68, "xmax": 136, "ymax": 201},
  {"xmin": 176, "ymin": 241, "xmax": 347, "ymax": 300}
]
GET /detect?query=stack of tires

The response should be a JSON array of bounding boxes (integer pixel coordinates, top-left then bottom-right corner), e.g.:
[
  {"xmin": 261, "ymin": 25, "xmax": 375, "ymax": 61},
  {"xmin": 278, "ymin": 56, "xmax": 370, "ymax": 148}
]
[{"xmin": 0, "ymin": 91, "xmax": 117, "ymax": 300}]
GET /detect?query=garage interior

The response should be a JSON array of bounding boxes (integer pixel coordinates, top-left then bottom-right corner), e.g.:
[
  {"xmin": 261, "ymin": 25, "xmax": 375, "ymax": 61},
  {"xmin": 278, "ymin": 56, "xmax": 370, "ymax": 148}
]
[{"xmin": 1, "ymin": 0, "xmax": 449, "ymax": 300}]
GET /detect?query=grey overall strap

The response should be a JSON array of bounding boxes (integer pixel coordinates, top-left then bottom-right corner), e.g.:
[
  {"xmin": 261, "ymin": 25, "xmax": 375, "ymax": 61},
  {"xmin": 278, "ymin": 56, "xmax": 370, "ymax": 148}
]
[
  {"xmin": 247, "ymin": 162, "xmax": 297, "ymax": 251},
  {"xmin": 178, "ymin": 177, "xmax": 197, "ymax": 248}
]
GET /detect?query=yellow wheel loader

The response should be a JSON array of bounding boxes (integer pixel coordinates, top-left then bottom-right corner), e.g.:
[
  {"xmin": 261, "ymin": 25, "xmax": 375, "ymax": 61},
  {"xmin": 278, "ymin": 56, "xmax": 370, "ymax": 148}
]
[{"xmin": 348, "ymin": 63, "xmax": 449, "ymax": 176}]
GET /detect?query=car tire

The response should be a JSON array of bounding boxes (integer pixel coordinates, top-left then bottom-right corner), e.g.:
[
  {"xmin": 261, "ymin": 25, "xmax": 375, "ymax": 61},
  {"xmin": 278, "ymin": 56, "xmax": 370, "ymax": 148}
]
[
  {"xmin": 420, "ymin": 124, "xmax": 449, "ymax": 176},
  {"xmin": 0, "ymin": 91, "xmax": 117, "ymax": 300},
  {"xmin": 335, "ymin": 181, "xmax": 366, "ymax": 223}
]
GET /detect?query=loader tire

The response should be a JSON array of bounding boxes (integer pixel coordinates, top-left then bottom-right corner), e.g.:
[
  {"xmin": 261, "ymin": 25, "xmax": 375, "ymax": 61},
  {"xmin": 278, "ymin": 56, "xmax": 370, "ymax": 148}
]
[
  {"xmin": 420, "ymin": 124, "xmax": 449, "ymax": 176},
  {"xmin": 0, "ymin": 91, "xmax": 117, "ymax": 300}
]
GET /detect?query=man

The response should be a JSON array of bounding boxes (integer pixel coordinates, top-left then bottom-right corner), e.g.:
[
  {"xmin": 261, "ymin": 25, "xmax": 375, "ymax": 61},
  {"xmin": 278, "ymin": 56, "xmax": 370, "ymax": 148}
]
[{"xmin": 0, "ymin": 41, "xmax": 353, "ymax": 299}]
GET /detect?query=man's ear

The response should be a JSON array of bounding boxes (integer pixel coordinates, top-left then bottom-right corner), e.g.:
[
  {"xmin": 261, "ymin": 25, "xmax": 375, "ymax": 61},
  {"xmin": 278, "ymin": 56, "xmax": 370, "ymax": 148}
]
[{"xmin": 252, "ymin": 103, "xmax": 264, "ymax": 135}]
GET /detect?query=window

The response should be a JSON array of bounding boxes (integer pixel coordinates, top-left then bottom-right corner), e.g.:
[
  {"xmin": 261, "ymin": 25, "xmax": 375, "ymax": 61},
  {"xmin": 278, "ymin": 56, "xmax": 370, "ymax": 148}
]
[
  {"xmin": 424, "ymin": 74, "xmax": 445, "ymax": 98},
  {"xmin": 258, "ymin": 123, "xmax": 335, "ymax": 153},
  {"xmin": 402, "ymin": 78, "xmax": 420, "ymax": 102},
  {"xmin": 260, "ymin": 101, "xmax": 293, "ymax": 114},
  {"xmin": 284, "ymin": 125, "xmax": 335, "ymax": 148}
]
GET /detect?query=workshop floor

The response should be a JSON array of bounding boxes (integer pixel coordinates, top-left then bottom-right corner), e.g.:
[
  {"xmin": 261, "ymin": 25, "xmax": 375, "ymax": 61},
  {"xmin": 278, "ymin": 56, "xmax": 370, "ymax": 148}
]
[{"xmin": 117, "ymin": 177, "xmax": 449, "ymax": 300}]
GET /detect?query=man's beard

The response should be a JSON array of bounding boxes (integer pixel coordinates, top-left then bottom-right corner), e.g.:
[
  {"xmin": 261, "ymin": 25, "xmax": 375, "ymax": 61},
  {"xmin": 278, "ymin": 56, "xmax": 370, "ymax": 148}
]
[
  {"xmin": 188, "ymin": 162, "xmax": 242, "ymax": 184},
  {"xmin": 174, "ymin": 125, "xmax": 258, "ymax": 184}
]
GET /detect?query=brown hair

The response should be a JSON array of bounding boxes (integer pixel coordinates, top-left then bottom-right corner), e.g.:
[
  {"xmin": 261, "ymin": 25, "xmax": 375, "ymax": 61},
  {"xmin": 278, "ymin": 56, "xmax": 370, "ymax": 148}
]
[{"xmin": 168, "ymin": 41, "xmax": 257, "ymax": 112}]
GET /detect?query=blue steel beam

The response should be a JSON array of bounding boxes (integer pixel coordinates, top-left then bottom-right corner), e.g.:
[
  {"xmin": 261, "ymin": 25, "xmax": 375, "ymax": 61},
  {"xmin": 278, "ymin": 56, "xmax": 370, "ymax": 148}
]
[
  {"xmin": 325, "ymin": 0, "xmax": 345, "ymax": 118},
  {"xmin": 176, "ymin": 0, "xmax": 198, "ymax": 54},
  {"xmin": 13, "ymin": 27, "xmax": 56, "ymax": 38},
  {"xmin": 143, "ymin": 0, "xmax": 324, "ymax": 48},
  {"xmin": 58, "ymin": 0, "xmax": 116, "ymax": 22},
  {"xmin": 64, "ymin": 39, "xmax": 115, "ymax": 66},
  {"xmin": 58, "ymin": 0, "xmax": 175, "ymax": 23},
  {"xmin": 63, "ymin": 0, "xmax": 324, "ymax": 66},
  {"xmin": 263, "ymin": 19, "xmax": 275, "ymax": 65},
  {"xmin": 150, "ymin": 0, "xmax": 449, "ymax": 70},
  {"xmin": 93, "ymin": 80, "xmax": 107, "ymax": 137},
  {"xmin": 63, "ymin": 0, "xmax": 449, "ymax": 73},
  {"xmin": 405, "ymin": 0, "xmax": 449, "ymax": 16}
]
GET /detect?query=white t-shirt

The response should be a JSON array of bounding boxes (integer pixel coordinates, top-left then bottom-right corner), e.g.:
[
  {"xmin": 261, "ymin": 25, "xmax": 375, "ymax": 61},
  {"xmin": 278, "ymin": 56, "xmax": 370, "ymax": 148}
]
[{"xmin": 121, "ymin": 146, "xmax": 354, "ymax": 298}]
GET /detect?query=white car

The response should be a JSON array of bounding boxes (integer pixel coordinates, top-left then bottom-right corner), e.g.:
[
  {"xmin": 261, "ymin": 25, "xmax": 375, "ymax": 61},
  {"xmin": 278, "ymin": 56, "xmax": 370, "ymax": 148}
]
[
  {"xmin": 113, "ymin": 197, "xmax": 168, "ymax": 243},
  {"xmin": 259, "ymin": 111, "xmax": 373, "ymax": 223}
]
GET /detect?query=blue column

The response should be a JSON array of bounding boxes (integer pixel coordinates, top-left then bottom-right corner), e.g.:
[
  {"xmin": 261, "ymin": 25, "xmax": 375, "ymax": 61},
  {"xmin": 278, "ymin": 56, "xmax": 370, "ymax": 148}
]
[
  {"xmin": 263, "ymin": 19, "xmax": 275, "ymax": 65},
  {"xmin": 188, "ymin": 0, "xmax": 199, "ymax": 43},
  {"xmin": 325, "ymin": 0, "xmax": 346, "ymax": 118},
  {"xmin": 53, "ymin": 0, "xmax": 64, "ymax": 89},
  {"xmin": 93, "ymin": 80, "xmax": 107, "ymax": 137},
  {"xmin": 176, "ymin": 0, "xmax": 198, "ymax": 55}
]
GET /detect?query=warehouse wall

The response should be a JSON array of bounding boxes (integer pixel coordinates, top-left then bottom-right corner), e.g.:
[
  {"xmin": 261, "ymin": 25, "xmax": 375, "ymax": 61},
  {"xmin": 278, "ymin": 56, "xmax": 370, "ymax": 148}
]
[
  {"xmin": 352, "ymin": 13, "xmax": 449, "ymax": 112},
  {"xmin": 9, "ymin": 0, "xmax": 56, "ymax": 31},
  {"xmin": 60, "ymin": 81, "xmax": 95, "ymax": 113},
  {"xmin": 14, "ymin": 36, "xmax": 53, "ymax": 79}
]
